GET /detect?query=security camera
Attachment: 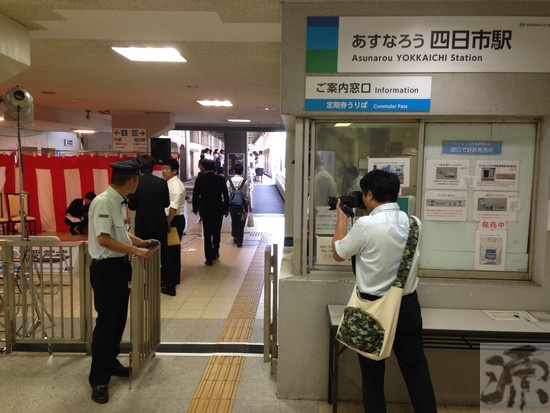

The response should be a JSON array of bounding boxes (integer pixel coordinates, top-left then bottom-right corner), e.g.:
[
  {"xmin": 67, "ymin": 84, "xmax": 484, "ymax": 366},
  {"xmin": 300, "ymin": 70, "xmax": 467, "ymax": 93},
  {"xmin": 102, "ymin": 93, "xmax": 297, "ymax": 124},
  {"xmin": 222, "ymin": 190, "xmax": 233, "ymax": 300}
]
[{"xmin": 1, "ymin": 86, "xmax": 34, "ymax": 123}]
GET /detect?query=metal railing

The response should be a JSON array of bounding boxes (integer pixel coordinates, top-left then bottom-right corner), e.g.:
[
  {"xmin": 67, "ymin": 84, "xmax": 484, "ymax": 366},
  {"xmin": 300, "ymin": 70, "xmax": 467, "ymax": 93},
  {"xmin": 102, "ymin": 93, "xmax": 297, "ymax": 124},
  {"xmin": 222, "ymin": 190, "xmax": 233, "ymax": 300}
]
[
  {"xmin": 0, "ymin": 237, "xmax": 92, "ymax": 353},
  {"xmin": 1, "ymin": 237, "xmax": 161, "ymax": 380},
  {"xmin": 129, "ymin": 250, "xmax": 161, "ymax": 376},
  {"xmin": 264, "ymin": 244, "xmax": 279, "ymax": 363}
]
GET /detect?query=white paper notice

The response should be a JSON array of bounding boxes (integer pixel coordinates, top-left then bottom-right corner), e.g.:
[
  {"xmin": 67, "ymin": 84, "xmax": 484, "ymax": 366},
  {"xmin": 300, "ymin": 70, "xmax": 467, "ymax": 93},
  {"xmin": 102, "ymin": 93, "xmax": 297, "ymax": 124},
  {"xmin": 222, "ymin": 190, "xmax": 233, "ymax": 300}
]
[
  {"xmin": 316, "ymin": 236, "xmax": 350, "ymax": 266},
  {"xmin": 425, "ymin": 159, "xmax": 470, "ymax": 189},
  {"xmin": 368, "ymin": 158, "xmax": 411, "ymax": 188},
  {"xmin": 474, "ymin": 160, "xmax": 519, "ymax": 191},
  {"xmin": 473, "ymin": 191, "xmax": 518, "ymax": 222},
  {"xmin": 423, "ymin": 191, "xmax": 468, "ymax": 221},
  {"xmin": 474, "ymin": 229, "xmax": 507, "ymax": 271}
]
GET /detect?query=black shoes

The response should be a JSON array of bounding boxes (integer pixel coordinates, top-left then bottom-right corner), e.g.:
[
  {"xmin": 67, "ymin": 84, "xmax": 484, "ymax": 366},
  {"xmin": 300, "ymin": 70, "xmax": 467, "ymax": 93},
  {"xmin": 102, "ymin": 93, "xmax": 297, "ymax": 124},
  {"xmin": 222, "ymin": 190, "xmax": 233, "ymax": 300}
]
[
  {"xmin": 161, "ymin": 286, "xmax": 176, "ymax": 296},
  {"xmin": 205, "ymin": 260, "xmax": 213, "ymax": 266},
  {"xmin": 92, "ymin": 385, "xmax": 109, "ymax": 404},
  {"xmin": 111, "ymin": 365, "xmax": 130, "ymax": 377},
  {"xmin": 69, "ymin": 227, "xmax": 79, "ymax": 235}
]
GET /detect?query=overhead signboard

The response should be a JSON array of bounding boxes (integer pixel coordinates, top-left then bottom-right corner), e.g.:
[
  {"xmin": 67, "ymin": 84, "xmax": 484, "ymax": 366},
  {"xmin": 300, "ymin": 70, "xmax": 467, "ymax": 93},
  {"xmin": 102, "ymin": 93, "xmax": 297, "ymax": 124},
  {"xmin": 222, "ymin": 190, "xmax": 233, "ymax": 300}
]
[
  {"xmin": 305, "ymin": 76, "xmax": 431, "ymax": 112},
  {"xmin": 112, "ymin": 128, "xmax": 147, "ymax": 152},
  {"xmin": 306, "ymin": 16, "xmax": 550, "ymax": 73}
]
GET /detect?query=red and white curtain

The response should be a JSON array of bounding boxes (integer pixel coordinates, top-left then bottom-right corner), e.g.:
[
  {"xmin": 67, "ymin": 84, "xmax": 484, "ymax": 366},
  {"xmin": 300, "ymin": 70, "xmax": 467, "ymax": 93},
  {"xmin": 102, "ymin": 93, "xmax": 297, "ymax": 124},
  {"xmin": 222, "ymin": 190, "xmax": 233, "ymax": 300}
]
[{"xmin": 0, "ymin": 154, "xmax": 131, "ymax": 232}]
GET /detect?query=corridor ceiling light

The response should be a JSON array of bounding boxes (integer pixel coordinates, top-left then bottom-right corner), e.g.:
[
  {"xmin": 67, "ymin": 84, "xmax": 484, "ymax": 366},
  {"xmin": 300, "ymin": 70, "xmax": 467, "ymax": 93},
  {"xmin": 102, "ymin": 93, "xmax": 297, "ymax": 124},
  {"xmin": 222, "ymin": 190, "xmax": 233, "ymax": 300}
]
[
  {"xmin": 334, "ymin": 123, "xmax": 351, "ymax": 127},
  {"xmin": 227, "ymin": 119, "xmax": 251, "ymax": 123},
  {"xmin": 72, "ymin": 129, "xmax": 96, "ymax": 134},
  {"xmin": 197, "ymin": 100, "xmax": 233, "ymax": 107},
  {"xmin": 112, "ymin": 47, "xmax": 186, "ymax": 62}
]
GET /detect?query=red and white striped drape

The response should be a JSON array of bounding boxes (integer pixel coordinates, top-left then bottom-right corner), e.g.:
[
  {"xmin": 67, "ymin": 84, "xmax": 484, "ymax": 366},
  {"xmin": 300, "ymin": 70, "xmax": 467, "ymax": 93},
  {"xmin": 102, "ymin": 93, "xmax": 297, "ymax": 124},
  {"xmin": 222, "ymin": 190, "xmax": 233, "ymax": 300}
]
[{"xmin": 0, "ymin": 154, "xmax": 132, "ymax": 232}]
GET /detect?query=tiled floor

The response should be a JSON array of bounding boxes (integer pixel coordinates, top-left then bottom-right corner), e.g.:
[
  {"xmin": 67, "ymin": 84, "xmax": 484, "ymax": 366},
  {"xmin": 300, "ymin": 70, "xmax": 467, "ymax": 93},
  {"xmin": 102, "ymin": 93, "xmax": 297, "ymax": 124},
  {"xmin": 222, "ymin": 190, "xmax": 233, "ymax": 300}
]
[{"xmin": 0, "ymin": 183, "xmax": 480, "ymax": 412}]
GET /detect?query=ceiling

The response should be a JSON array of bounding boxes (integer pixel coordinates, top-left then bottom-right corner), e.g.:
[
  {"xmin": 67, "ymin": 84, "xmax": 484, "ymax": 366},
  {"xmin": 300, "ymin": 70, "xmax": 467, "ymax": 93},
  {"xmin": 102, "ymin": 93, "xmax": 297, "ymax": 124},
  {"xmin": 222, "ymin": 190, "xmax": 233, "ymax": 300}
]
[
  {"xmin": 0, "ymin": 0, "xmax": 287, "ymax": 135},
  {"xmin": 3, "ymin": 1, "xmax": 545, "ymax": 137}
]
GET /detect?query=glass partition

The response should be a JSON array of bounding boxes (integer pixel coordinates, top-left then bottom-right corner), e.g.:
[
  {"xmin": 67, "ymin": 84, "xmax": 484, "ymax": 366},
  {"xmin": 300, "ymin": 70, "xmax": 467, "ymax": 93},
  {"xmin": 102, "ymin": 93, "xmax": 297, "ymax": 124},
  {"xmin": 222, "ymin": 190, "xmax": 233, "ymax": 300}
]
[{"xmin": 311, "ymin": 122, "xmax": 420, "ymax": 268}]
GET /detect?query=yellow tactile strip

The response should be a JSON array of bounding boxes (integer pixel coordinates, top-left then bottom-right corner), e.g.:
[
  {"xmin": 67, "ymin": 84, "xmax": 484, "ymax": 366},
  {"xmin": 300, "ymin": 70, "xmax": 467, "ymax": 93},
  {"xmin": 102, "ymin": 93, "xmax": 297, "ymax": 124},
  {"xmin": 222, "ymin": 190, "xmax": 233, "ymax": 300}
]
[
  {"xmin": 187, "ymin": 237, "xmax": 267, "ymax": 413},
  {"xmin": 187, "ymin": 355, "xmax": 243, "ymax": 413}
]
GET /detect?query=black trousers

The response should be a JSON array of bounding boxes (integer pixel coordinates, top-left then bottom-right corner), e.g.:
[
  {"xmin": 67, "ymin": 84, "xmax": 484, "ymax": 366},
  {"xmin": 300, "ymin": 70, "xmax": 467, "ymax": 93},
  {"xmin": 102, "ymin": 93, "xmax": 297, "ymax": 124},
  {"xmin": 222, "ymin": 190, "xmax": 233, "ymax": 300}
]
[
  {"xmin": 166, "ymin": 214, "xmax": 185, "ymax": 288},
  {"xmin": 358, "ymin": 291, "xmax": 437, "ymax": 413},
  {"xmin": 89, "ymin": 258, "xmax": 132, "ymax": 387},
  {"xmin": 201, "ymin": 212, "xmax": 224, "ymax": 261},
  {"xmin": 65, "ymin": 217, "xmax": 87, "ymax": 232},
  {"xmin": 229, "ymin": 203, "xmax": 247, "ymax": 246},
  {"xmin": 137, "ymin": 229, "xmax": 170, "ymax": 287}
]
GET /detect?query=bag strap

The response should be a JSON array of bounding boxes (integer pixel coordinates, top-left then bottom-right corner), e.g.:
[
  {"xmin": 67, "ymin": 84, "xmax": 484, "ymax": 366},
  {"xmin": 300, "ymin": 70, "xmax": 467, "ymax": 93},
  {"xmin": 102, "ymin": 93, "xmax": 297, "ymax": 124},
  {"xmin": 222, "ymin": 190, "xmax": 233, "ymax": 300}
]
[
  {"xmin": 393, "ymin": 216, "xmax": 419, "ymax": 288},
  {"xmin": 228, "ymin": 178, "xmax": 236, "ymax": 191},
  {"xmin": 237, "ymin": 178, "xmax": 246, "ymax": 190}
]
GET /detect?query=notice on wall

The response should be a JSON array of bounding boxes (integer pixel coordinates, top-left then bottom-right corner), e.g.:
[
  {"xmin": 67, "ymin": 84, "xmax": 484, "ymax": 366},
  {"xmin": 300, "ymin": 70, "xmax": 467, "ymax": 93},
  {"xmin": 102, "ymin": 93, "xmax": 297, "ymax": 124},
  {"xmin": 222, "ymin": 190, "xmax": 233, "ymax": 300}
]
[
  {"xmin": 425, "ymin": 159, "xmax": 470, "ymax": 189},
  {"xmin": 316, "ymin": 236, "xmax": 350, "ymax": 266},
  {"xmin": 473, "ymin": 191, "xmax": 519, "ymax": 222},
  {"xmin": 423, "ymin": 191, "xmax": 468, "ymax": 221},
  {"xmin": 474, "ymin": 229, "xmax": 507, "ymax": 271},
  {"xmin": 315, "ymin": 207, "xmax": 352, "ymax": 235},
  {"xmin": 474, "ymin": 160, "xmax": 519, "ymax": 191},
  {"xmin": 367, "ymin": 157, "xmax": 410, "ymax": 187}
]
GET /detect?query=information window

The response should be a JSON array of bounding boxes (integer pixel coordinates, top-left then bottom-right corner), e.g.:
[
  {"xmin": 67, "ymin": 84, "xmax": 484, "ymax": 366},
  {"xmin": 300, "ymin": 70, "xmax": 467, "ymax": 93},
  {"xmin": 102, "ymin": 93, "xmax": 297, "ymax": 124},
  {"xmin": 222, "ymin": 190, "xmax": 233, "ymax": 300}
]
[
  {"xmin": 310, "ymin": 121, "xmax": 537, "ymax": 280},
  {"xmin": 311, "ymin": 122, "xmax": 420, "ymax": 266}
]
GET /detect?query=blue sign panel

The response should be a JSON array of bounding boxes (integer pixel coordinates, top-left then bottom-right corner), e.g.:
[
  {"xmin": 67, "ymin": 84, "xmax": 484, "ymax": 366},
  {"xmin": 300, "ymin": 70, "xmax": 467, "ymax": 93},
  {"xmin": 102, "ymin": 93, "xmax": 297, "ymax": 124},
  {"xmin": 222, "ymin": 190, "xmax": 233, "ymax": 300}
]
[
  {"xmin": 305, "ymin": 98, "xmax": 430, "ymax": 112},
  {"xmin": 442, "ymin": 141, "xmax": 502, "ymax": 155}
]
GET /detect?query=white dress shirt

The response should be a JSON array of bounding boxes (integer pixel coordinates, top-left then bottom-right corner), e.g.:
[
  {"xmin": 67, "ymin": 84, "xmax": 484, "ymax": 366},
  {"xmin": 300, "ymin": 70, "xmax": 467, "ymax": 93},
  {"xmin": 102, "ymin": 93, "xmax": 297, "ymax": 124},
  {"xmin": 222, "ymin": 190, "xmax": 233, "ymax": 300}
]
[
  {"xmin": 334, "ymin": 203, "xmax": 420, "ymax": 296},
  {"xmin": 165, "ymin": 175, "xmax": 185, "ymax": 216}
]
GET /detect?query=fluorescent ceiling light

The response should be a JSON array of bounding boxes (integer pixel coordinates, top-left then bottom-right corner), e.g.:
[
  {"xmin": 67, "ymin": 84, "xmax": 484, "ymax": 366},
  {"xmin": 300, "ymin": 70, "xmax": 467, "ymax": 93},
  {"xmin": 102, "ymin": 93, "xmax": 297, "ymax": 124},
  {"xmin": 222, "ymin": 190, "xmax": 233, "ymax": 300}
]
[
  {"xmin": 227, "ymin": 119, "xmax": 251, "ymax": 123},
  {"xmin": 112, "ymin": 47, "xmax": 186, "ymax": 62},
  {"xmin": 72, "ymin": 129, "xmax": 96, "ymax": 134},
  {"xmin": 334, "ymin": 123, "xmax": 352, "ymax": 127},
  {"xmin": 197, "ymin": 100, "xmax": 233, "ymax": 107}
]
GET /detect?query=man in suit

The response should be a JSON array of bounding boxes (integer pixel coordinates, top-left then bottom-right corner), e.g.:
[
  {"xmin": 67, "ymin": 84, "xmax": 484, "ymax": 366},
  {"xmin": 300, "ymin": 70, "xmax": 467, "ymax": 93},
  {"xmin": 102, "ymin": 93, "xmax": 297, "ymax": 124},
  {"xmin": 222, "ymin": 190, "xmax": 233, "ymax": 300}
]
[
  {"xmin": 128, "ymin": 155, "xmax": 171, "ymax": 293},
  {"xmin": 65, "ymin": 191, "xmax": 96, "ymax": 235},
  {"xmin": 192, "ymin": 159, "xmax": 229, "ymax": 266}
]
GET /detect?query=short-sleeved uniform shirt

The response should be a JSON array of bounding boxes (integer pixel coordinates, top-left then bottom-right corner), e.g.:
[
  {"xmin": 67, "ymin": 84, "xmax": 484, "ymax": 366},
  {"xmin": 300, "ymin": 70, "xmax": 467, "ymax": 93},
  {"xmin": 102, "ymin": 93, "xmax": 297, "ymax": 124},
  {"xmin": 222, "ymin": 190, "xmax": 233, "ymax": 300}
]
[
  {"xmin": 334, "ymin": 203, "xmax": 420, "ymax": 296},
  {"xmin": 88, "ymin": 185, "xmax": 131, "ymax": 259}
]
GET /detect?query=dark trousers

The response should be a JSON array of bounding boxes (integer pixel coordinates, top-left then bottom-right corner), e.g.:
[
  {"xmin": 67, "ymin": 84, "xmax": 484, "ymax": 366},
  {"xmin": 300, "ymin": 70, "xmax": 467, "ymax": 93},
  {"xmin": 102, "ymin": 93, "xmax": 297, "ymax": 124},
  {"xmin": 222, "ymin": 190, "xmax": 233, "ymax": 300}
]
[
  {"xmin": 65, "ymin": 217, "xmax": 87, "ymax": 232},
  {"xmin": 229, "ymin": 203, "xmax": 247, "ymax": 246},
  {"xmin": 137, "ymin": 229, "xmax": 170, "ymax": 287},
  {"xmin": 202, "ymin": 213, "xmax": 224, "ymax": 261},
  {"xmin": 166, "ymin": 214, "xmax": 185, "ymax": 287},
  {"xmin": 358, "ymin": 291, "xmax": 437, "ymax": 413},
  {"xmin": 89, "ymin": 259, "xmax": 132, "ymax": 387}
]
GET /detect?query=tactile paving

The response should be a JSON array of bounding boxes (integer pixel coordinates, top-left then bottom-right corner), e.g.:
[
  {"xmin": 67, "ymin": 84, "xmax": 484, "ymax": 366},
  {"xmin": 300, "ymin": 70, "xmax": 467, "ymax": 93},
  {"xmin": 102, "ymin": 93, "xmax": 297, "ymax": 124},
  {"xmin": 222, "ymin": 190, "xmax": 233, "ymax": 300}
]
[{"xmin": 187, "ymin": 237, "xmax": 267, "ymax": 413}]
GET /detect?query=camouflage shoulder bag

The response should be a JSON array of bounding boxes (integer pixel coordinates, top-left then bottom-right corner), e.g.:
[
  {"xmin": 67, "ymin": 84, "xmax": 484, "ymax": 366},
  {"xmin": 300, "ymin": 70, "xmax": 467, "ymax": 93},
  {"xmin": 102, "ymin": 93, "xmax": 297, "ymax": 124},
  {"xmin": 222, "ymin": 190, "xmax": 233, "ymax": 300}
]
[{"xmin": 336, "ymin": 216, "xmax": 420, "ymax": 360}]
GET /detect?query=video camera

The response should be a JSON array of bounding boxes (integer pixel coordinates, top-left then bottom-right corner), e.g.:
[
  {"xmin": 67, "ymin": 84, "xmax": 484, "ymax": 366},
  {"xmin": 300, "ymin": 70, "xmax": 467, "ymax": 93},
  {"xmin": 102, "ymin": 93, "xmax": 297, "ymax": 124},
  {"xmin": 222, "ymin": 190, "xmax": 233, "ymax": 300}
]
[{"xmin": 327, "ymin": 191, "xmax": 364, "ymax": 218}]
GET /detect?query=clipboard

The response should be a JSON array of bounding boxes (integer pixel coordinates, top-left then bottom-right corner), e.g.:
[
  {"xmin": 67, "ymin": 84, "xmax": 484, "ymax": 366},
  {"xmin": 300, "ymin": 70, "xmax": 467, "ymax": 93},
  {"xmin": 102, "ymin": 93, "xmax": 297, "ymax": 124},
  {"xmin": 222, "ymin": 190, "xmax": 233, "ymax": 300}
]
[{"xmin": 167, "ymin": 226, "xmax": 180, "ymax": 246}]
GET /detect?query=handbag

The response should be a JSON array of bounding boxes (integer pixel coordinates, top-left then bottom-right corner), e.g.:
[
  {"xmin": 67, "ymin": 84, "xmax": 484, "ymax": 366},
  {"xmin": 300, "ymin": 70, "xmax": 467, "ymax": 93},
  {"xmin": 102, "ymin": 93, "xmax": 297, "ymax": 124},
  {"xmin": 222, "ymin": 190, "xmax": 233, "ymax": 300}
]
[
  {"xmin": 167, "ymin": 226, "xmax": 180, "ymax": 246},
  {"xmin": 247, "ymin": 213, "xmax": 255, "ymax": 227},
  {"xmin": 335, "ymin": 216, "xmax": 419, "ymax": 360}
]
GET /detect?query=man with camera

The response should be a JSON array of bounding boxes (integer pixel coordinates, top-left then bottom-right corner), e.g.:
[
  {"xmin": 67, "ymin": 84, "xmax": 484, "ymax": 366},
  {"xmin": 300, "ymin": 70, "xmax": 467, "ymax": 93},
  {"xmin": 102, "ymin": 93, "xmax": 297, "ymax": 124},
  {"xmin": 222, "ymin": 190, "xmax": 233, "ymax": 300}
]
[{"xmin": 331, "ymin": 169, "xmax": 437, "ymax": 413}]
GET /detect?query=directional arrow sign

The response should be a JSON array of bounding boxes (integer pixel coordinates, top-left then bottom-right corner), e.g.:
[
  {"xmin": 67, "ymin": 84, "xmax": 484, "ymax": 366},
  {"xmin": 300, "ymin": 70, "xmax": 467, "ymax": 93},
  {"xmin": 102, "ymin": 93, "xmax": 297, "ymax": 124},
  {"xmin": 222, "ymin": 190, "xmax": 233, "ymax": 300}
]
[{"xmin": 112, "ymin": 128, "xmax": 147, "ymax": 152}]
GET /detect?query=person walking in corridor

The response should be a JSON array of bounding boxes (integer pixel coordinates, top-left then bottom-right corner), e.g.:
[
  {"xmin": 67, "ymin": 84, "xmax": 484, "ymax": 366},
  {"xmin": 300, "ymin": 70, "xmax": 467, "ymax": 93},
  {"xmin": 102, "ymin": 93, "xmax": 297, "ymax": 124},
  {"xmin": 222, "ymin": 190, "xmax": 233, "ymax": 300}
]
[
  {"xmin": 192, "ymin": 159, "xmax": 229, "ymax": 265},
  {"xmin": 227, "ymin": 163, "xmax": 252, "ymax": 247}
]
